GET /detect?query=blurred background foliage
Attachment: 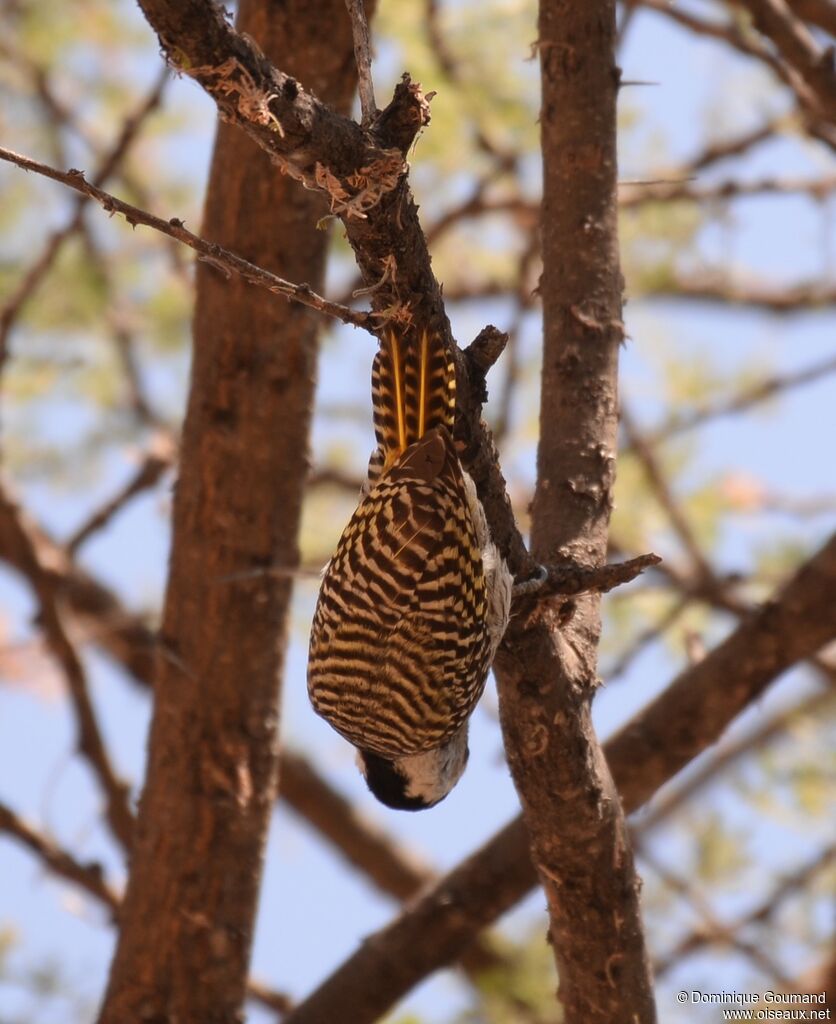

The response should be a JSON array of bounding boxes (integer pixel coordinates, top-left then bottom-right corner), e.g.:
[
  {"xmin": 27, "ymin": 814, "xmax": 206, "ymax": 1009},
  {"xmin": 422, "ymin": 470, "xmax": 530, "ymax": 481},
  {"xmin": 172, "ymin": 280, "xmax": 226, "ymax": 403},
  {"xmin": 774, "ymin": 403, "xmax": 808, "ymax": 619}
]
[{"xmin": 0, "ymin": 0, "xmax": 834, "ymax": 1021}]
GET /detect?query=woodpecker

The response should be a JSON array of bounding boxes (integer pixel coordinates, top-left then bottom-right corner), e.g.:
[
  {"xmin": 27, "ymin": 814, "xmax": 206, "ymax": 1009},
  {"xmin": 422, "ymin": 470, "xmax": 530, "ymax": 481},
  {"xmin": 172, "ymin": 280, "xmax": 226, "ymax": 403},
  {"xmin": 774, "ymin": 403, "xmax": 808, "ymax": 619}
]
[{"xmin": 307, "ymin": 329, "xmax": 512, "ymax": 810}]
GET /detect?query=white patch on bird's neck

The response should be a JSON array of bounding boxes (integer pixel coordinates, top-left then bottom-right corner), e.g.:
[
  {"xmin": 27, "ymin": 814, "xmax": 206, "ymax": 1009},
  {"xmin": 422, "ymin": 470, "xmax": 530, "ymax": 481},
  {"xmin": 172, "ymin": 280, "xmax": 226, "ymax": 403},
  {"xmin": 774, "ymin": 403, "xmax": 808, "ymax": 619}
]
[{"xmin": 394, "ymin": 733, "xmax": 469, "ymax": 806}]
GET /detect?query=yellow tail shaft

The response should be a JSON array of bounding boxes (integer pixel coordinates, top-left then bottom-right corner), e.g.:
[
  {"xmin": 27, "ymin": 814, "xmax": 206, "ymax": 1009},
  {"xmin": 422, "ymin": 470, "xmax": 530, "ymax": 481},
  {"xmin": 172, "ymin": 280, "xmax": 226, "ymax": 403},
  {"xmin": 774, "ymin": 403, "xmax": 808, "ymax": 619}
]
[{"xmin": 371, "ymin": 330, "xmax": 456, "ymax": 472}]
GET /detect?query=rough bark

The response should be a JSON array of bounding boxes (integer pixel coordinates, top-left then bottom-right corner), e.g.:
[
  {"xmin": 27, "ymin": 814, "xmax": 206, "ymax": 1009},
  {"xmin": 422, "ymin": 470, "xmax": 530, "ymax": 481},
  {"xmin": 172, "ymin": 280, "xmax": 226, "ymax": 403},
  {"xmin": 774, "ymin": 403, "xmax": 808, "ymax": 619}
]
[
  {"xmin": 64, "ymin": 2, "xmax": 834, "ymax": 1019},
  {"xmin": 282, "ymin": 530, "xmax": 836, "ymax": 1024},
  {"xmin": 490, "ymin": 0, "xmax": 656, "ymax": 1021},
  {"xmin": 97, "ymin": 3, "xmax": 359, "ymax": 1021},
  {"xmin": 128, "ymin": 0, "xmax": 536, "ymax": 592}
]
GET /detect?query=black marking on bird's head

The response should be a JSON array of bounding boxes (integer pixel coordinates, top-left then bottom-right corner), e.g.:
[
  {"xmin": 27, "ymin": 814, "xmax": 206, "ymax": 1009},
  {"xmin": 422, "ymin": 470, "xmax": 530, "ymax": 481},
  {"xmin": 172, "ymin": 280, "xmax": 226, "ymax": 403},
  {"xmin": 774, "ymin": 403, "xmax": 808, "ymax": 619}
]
[{"xmin": 358, "ymin": 751, "xmax": 436, "ymax": 811}]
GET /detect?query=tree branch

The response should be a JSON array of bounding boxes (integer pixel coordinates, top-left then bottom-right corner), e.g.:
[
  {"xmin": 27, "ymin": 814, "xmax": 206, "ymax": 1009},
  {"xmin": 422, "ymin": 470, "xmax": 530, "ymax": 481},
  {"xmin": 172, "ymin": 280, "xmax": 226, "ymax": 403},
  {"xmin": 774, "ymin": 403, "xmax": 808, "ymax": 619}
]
[
  {"xmin": 514, "ymin": 553, "xmax": 661, "ymax": 605},
  {"xmin": 0, "ymin": 800, "xmax": 292, "ymax": 1014},
  {"xmin": 654, "ymin": 845, "xmax": 836, "ymax": 977},
  {"xmin": 0, "ymin": 146, "xmax": 374, "ymax": 331},
  {"xmin": 623, "ymin": 0, "xmax": 826, "ymax": 124},
  {"xmin": 0, "ymin": 496, "xmax": 443, "ymax": 920},
  {"xmin": 279, "ymin": 751, "xmax": 432, "ymax": 899},
  {"xmin": 642, "ymin": 846, "xmax": 792, "ymax": 983},
  {"xmin": 787, "ymin": 0, "xmax": 836, "ymax": 35},
  {"xmin": 487, "ymin": 0, "xmax": 657, "ymax": 1020},
  {"xmin": 0, "ymin": 799, "xmax": 120, "ymax": 915},
  {"xmin": 620, "ymin": 174, "xmax": 836, "ymax": 206},
  {"xmin": 0, "ymin": 483, "xmax": 135, "ymax": 852},
  {"xmin": 345, "ymin": 0, "xmax": 377, "ymax": 124},
  {"xmin": 639, "ymin": 273, "xmax": 836, "ymax": 311},
  {"xmin": 281, "ymin": 531, "xmax": 836, "ymax": 1023},
  {"xmin": 639, "ymin": 352, "xmax": 836, "ymax": 446},
  {"xmin": 636, "ymin": 684, "xmax": 835, "ymax": 834},
  {"xmin": 681, "ymin": 115, "xmax": 788, "ymax": 172},
  {"xmin": 65, "ymin": 434, "xmax": 176, "ymax": 555},
  {"xmin": 0, "ymin": 70, "xmax": 168, "ymax": 367},
  {"xmin": 734, "ymin": 0, "xmax": 836, "ymax": 123},
  {"xmin": 621, "ymin": 405, "xmax": 717, "ymax": 583}
]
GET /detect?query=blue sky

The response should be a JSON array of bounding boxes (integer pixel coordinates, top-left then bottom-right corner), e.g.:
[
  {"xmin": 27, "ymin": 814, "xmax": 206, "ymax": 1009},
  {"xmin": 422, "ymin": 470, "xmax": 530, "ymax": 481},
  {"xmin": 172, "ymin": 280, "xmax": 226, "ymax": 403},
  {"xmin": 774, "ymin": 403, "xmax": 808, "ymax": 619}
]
[{"xmin": 0, "ymin": 1, "xmax": 834, "ymax": 1022}]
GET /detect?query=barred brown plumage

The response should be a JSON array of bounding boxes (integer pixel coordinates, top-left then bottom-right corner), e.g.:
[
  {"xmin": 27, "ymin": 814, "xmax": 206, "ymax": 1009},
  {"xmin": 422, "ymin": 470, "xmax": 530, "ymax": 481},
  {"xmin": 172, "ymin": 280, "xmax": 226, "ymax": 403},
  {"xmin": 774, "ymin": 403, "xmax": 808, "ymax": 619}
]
[{"xmin": 307, "ymin": 330, "xmax": 512, "ymax": 810}]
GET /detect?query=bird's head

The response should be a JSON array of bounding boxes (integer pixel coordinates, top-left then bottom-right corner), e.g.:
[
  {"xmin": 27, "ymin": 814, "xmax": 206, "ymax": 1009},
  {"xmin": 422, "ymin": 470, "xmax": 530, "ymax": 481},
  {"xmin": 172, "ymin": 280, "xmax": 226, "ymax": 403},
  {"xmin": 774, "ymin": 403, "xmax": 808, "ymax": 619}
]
[{"xmin": 357, "ymin": 732, "xmax": 469, "ymax": 811}]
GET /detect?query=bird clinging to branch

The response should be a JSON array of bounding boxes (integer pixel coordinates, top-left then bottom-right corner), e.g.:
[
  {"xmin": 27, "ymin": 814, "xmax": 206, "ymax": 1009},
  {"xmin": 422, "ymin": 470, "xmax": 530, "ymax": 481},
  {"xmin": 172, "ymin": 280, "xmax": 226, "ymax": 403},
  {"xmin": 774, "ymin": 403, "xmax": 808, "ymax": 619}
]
[{"xmin": 308, "ymin": 329, "xmax": 512, "ymax": 810}]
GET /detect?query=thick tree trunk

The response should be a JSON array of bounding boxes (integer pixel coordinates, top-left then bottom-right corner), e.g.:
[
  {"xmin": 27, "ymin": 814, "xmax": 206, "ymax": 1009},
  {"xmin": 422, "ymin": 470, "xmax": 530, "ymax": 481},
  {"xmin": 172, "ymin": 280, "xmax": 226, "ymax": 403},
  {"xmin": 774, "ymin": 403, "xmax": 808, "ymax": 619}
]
[
  {"xmin": 494, "ymin": 0, "xmax": 657, "ymax": 1021},
  {"xmin": 97, "ymin": 3, "xmax": 358, "ymax": 1021}
]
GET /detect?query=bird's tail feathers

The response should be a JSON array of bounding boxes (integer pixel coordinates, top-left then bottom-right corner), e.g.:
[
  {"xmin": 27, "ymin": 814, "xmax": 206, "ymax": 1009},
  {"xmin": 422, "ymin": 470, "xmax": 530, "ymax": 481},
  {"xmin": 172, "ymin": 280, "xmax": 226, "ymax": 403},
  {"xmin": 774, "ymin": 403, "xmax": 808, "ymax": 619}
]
[{"xmin": 372, "ymin": 330, "xmax": 456, "ymax": 472}]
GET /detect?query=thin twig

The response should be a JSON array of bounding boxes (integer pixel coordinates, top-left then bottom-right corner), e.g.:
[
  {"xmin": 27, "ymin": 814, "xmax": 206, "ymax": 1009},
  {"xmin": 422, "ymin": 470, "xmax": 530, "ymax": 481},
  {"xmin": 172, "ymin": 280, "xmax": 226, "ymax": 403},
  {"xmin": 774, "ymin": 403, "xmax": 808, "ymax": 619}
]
[
  {"xmin": 406, "ymin": 172, "xmax": 834, "ymax": 267},
  {"xmin": 622, "ymin": 0, "xmax": 822, "ymax": 117},
  {"xmin": 637, "ymin": 685, "xmax": 835, "ymax": 833},
  {"xmin": 639, "ymin": 272, "xmax": 836, "ymax": 311},
  {"xmin": 787, "ymin": 0, "xmax": 836, "ymax": 34},
  {"xmin": 345, "ymin": 0, "xmax": 377, "ymax": 125},
  {"xmin": 621, "ymin": 406, "xmax": 716, "ymax": 583},
  {"xmin": 246, "ymin": 979, "xmax": 295, "ymax": 1016},
  {"xmin": 641, "ymin": 352, "xmax": 836, "ymax": 445},
  {"xmin": 111, "ymin": 319, "xmax": 166, "ymax": 428},
  {"xmin": 617, "ymin": 2, "xmax": 638, "ymax": 48},
  {"xmin": 653, "ymin": 846, "xmax": 836, "ymax": 977},
  {"xmin": 66, "ymin": 434, "xmax": 176, "ymax": 555},
  {"xmin": 641, "ymin": 845, "xmax": 793, "ymax": 984},
  {"xmin": 306, "ymin": 466, "xmax": 364, "ymax": 493},
  {"xmin": 0, "ymin": 795, "xmax": 293, "ymax": 1011},
  {"xmin": 78, "ymin": 220, "xmax": 168, "ymax": 429},
  {"xmin": 424, "ymin": 0, "xmax": 517, "ymax": 164},
  {"xmin": 0, "ymin": 484, "xmax": 135, "ymax": 851},
  {"xmin": 683, "ymin": 116, "xmax": 788, "ymax": 172},
  {"xmin": 0, "ymin": 41, "xmax": 100, "ymax": 156},
  {"xmin": 0, "ymin": 69, "xmax": 169, "ymax": 366},
  {"xmin": 605, "ymin": 592, "xmax": 691, "ymax": 682},
  {"xmin": 0, "ymin": 799, "xmax": 120, "ymax": 914},
  {"xmin": 443, "ymin": 272, "xmax": 836, "ymax": 312},
  {"xmin": 620, "ymin": 174, "xmax": 836, "ymax": 206},
  {"xmin": 0, "ymin": 147, "xmax": 375, "ymax": 332}
]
